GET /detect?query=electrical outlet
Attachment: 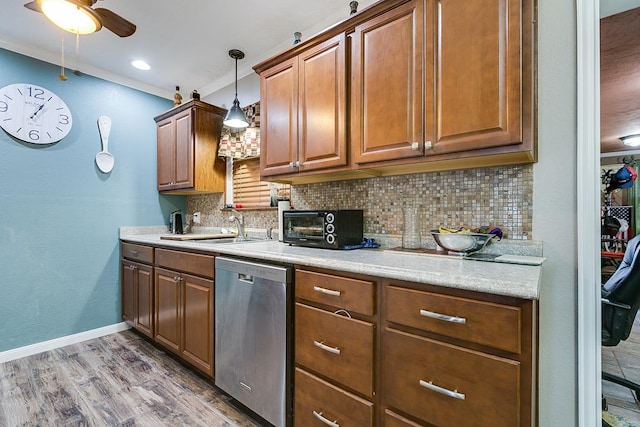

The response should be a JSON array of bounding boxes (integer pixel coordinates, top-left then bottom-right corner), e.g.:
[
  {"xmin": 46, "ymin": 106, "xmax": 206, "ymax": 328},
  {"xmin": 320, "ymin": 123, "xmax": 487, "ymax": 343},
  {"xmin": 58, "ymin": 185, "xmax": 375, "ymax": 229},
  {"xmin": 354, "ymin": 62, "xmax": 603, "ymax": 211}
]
[{"xmin": 193, "ymin": 212, "xmax": 201, "ymax": 224}]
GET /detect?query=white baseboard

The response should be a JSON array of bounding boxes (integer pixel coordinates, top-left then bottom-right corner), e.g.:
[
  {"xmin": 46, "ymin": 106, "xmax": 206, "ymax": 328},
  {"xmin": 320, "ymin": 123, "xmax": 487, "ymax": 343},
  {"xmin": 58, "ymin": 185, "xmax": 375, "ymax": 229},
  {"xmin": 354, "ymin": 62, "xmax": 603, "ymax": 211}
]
[{"xmin": 0, "ymin": 322, "xmax": 131, "ymax": 364}]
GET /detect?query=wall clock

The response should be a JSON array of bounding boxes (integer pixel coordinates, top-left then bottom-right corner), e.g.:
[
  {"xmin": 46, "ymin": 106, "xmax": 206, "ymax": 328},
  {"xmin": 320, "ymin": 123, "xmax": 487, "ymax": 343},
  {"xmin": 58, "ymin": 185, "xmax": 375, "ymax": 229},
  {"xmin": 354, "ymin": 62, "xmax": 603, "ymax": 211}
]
[{"xmin": 0, "ymin": 83, "xmax": 73, "ymax": 144}]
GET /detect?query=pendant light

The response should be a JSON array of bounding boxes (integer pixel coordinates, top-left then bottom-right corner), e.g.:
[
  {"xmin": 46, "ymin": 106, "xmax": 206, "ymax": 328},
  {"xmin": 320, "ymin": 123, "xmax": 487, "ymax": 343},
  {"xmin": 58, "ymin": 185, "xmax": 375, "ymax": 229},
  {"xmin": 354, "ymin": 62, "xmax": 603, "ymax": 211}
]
[{"xmin": 223, "ymin": 49, "xmax": 249, "ymax": 129}]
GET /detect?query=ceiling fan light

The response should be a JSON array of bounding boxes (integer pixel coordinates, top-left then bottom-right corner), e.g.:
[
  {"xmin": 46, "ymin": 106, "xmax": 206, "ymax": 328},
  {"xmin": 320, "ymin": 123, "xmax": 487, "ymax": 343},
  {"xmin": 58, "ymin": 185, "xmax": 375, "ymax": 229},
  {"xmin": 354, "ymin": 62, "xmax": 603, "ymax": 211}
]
[
  {"xmin": 223, "ymin": 97, "xmax": 249, "ymax": 128},
  {"xmin": 620, "ymin": 134, "xmax": 640, "ymax": 147},
  {"xmin": 39, "ymin": 0, "xmax": 101, "ymax": 34}
]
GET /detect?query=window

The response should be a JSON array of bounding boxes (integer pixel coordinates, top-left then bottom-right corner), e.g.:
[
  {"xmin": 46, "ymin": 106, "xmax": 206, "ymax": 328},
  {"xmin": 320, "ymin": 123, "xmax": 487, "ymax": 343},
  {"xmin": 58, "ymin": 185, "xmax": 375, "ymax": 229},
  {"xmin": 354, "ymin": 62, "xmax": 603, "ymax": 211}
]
[{"xmin": 232, "ymin": 158, "xmax": 290, "ymax": 208}]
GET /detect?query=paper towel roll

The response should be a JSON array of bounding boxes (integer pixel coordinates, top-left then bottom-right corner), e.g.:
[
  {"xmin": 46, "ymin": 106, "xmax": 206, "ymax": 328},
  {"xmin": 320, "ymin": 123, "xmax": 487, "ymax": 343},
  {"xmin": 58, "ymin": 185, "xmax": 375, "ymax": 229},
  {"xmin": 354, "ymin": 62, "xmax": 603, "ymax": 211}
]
[{"xmin": 278, "ymin": 200, "xmax": 291, "ymax": 241}]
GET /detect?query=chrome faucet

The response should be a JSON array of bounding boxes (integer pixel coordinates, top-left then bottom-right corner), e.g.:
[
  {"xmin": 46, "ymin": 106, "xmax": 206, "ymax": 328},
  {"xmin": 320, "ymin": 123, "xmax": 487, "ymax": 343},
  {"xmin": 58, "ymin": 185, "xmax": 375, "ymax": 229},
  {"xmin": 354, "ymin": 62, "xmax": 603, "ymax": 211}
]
[{"xmin": 229, "ymin": 210, "xmax": 246, "ymax": 237}]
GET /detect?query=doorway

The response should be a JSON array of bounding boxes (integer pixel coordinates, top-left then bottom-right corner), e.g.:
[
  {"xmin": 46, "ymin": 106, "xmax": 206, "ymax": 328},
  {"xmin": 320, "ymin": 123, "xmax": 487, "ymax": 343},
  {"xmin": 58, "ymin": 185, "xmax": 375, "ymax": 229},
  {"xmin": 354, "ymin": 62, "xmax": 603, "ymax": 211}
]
[{"xmin": 579, "ymin": 0, "xmax": 640, "ymax": 425}]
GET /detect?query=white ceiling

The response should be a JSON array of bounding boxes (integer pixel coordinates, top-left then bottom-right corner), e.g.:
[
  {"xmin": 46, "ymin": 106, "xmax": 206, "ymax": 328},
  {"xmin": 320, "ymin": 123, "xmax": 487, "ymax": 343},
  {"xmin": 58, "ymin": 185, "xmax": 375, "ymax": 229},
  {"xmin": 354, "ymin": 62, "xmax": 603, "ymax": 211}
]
[{"xmin": 0, "ymin": 0, "xmax": 377, "ymax": 100}]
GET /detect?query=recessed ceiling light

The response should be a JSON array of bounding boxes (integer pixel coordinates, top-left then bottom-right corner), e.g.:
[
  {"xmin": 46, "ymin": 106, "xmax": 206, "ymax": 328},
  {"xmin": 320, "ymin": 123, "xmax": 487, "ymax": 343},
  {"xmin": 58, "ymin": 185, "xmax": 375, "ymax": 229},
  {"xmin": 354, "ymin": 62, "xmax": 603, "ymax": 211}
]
[
  {"xmin": 131, "ymin": 60, "xmax": 150, "ymax": 71},
  {"xmin": 620, "ymin": 134, "xmax": 640, "ymax": 147}
]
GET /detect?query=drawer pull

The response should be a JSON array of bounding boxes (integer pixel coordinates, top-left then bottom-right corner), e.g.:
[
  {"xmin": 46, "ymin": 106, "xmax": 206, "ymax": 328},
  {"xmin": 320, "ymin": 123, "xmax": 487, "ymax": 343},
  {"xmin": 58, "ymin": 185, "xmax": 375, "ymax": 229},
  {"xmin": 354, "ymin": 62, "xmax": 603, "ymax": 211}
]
[
  {"xmin": 419, "ymin": 309, "xmax": 466, "ymax": 324},
  {"xmin": 129, "ymin": 250, "xmax": 139, "ymax": 256},
  {"xmin": 313, "ymin": 340, "xmax": 341, "ymax": 355},
  {"xmin": 312, "ymin": 410, "xmax": 340, "ymax": 427},
  {"xmin": 313, "ymin": 286, "xmax": 341, "ymax": 297},
  {"xmin": 419, "ymin": 379, "xmax": 466, "ymax": 400}
]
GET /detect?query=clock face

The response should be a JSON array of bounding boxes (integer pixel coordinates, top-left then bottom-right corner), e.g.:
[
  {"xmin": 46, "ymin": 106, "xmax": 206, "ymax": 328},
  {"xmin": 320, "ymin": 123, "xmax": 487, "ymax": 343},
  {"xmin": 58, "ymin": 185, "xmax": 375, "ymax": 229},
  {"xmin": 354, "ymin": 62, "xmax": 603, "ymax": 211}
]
[{"xmin": 0, "ymin": 83, "xmax": 73, "ymax": 144}]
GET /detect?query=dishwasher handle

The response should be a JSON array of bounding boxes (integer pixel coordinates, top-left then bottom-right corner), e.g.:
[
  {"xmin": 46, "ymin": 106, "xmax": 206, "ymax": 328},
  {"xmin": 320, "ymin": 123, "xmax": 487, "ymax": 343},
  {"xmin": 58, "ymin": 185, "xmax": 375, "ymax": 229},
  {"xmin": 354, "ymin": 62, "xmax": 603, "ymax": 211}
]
[{"xmin": 238, "ymin": 272, "xmax": 254, "ymax": 284}]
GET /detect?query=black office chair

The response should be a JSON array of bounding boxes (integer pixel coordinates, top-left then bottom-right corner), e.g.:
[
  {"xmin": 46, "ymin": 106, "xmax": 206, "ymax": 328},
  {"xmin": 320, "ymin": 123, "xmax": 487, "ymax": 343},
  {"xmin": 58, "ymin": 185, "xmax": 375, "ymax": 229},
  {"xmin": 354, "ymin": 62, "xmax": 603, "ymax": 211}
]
[{"xmin": 601, "ymin": 233, "xmax": 640, "ymax": 417}]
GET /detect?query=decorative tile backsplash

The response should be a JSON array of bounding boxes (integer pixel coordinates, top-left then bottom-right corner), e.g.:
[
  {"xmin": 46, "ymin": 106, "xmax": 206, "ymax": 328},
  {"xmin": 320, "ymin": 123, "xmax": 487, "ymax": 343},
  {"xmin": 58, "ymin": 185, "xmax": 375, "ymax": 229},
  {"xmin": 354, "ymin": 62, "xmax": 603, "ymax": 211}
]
[{"xmin": 186, "ymin": 164, "xmax": 533, "ymax": 240}]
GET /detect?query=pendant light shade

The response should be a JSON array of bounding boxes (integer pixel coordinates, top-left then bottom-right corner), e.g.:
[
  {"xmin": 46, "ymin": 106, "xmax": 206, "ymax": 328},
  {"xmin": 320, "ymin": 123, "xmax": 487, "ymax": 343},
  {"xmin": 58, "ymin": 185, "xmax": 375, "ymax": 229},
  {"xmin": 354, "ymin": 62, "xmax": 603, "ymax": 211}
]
[
  {"xmin": 38, "ymin": 0, "xmax": 102, "ymax": 34},
  {"xmin": 223, "ymin": 49, "xmax": 249, "ymax": 129}
]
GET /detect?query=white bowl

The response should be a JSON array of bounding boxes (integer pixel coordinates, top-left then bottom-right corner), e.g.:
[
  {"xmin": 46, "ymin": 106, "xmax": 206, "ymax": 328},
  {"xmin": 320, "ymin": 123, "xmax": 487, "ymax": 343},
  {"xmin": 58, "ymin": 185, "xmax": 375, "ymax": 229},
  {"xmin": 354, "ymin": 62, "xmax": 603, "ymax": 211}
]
[{"xmin": 431, "ymin": 232, "xmax": 496, "ymax": 254}]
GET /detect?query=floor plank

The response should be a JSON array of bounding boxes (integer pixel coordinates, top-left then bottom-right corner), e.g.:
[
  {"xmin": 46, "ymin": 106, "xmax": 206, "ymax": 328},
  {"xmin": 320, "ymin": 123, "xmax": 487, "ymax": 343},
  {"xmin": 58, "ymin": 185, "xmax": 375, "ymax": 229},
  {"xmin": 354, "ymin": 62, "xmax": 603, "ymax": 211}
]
[
  {"xmin": 603, "ymin": 313, "xmax": 640, "ymax": 422},
  {"xmin": 0, "ymin": 330, "xmax": 260, "ymax": 427}
]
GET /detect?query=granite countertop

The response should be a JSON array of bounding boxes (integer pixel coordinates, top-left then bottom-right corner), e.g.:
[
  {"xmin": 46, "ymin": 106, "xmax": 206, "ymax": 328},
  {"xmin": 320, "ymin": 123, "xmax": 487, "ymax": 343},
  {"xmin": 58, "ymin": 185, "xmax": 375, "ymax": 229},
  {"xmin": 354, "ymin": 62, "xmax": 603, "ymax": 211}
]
[{"xmin": 120, "ymin": 227, "xmax": 543, "ymax": 300}]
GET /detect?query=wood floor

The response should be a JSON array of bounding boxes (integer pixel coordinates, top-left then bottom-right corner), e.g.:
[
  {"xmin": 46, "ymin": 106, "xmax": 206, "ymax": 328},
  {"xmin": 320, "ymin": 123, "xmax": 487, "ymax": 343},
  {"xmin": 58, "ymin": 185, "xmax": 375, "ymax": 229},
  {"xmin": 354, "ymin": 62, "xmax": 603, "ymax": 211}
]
[
  {"xmin": 0, "ymin": 330, "xmax": 261, "ymax": 427},
  {"xmin": 602, "ymin": 313, "xmax": 640, "ymax": 422}
]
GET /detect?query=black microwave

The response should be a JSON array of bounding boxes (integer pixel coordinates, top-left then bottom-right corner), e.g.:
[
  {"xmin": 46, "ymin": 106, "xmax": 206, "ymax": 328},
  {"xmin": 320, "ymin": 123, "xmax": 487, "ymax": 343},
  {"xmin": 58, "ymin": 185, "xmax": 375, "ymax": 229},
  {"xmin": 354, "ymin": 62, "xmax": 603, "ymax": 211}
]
[{"xmin": 282, "ymin": 210, "xmax": 363, "ymax": 249}]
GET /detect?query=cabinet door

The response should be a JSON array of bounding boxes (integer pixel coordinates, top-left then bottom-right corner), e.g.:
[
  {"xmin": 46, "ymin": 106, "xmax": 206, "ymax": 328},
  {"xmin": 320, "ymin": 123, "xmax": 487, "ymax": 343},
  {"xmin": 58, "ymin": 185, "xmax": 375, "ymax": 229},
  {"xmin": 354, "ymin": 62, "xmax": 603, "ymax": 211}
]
[
  {"xmin": 432, "ymin": 0, "xmax": 522, "ymax": 155},
  {"xmin": 260, "ymin": 57, "xmax": 299, "ymax": 177},
  {"xmin": 154, "ymin": 267, "xmax": 181, "ymax": 354},
  {"xmin": 181, "ymin": 272, "xmax": 214, "ymax": 376},
  {"xmin": 351, "ymin": 0, "xmax": 424, "ymax": 164},
  {"xmin": 298, "ymin": 34, "xmax": 348, "ymax": 172},
  {"xmin": 121, "ymin": 260, "xmax": 136, "ymax": 325},
  {"xmin": 135, "ymin": 263, "xmax": 154, "ymax": 338},
  {"xmin": 156, "ymin": 117, "xmax": 176, "ymax": 191},
  {"xmin": 173, "ymin": 108, "xmax": 194, "ymax": 189}
]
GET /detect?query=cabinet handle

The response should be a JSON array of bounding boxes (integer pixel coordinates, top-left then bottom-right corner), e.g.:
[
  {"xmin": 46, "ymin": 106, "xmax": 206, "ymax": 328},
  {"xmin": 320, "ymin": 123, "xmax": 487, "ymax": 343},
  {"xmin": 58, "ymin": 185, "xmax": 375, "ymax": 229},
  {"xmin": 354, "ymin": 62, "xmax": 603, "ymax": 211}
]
[
  {"xmin": 313, "ymin": 340, "xmax": 341, "ymax": 355},
  {"xmin": 411, "ymin": 141, "xmax": 421, "ymax": 150},
  {"xmin": 129, "ymin": 250, "xmax": 139, "ymax": 256},
  {"xmin": 313, "ymin": 286, "xmax": 341, "ymax": 297},
  {"xmin": 419, "ymin": 309, "xmax": 466, "ymax": 324},
  {"xmin": 128, "ymin": 265, "xmax": 137, "ymax": 270},
  {"xmin": 419, "ymin": 379, "xmax": 466, "ymax": 400},
  {"xmin": 424, "ymin": 140, "xmax": 433, "ymax": 149},
  {"xmin": 289, "ymin": 161, "xmax": 301, "ymax": 168},
  {"xmin": 173, "ymin": 276, "xmax": 181, "ymax": 282},
  {"xmin": 312, "ymin": 411, "xmax": 340, "ymax": 427}
]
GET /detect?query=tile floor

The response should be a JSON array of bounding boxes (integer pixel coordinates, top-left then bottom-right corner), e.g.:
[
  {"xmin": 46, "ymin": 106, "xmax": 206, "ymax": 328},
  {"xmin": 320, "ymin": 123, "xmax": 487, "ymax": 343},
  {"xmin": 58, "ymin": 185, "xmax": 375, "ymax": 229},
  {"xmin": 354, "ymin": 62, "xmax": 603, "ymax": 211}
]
[{"xmin": 602, "ymin": 313, "xmax": 640, "ymax": 422}]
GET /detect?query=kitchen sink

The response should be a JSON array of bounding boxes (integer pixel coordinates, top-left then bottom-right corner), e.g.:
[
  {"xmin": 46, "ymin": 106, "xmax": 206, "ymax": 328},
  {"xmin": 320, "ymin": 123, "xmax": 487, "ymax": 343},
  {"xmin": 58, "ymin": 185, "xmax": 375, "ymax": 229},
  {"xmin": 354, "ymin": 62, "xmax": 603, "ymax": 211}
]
[{"xmin": 193, "ymin": 237, "xmax": 268, "ymax": 244}]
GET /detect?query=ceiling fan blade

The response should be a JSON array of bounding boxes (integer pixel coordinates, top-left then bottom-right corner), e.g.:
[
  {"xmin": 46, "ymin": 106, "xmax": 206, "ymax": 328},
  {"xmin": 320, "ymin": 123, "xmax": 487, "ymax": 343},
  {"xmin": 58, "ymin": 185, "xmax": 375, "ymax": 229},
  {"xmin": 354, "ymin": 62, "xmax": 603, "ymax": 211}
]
[
  {"xmin": 23, "ymin": 1, "xmax": 42, "ymax": 12},
  {"xmin": 93, "ymin": 7, "xmax": 136, "ymax": 37}
]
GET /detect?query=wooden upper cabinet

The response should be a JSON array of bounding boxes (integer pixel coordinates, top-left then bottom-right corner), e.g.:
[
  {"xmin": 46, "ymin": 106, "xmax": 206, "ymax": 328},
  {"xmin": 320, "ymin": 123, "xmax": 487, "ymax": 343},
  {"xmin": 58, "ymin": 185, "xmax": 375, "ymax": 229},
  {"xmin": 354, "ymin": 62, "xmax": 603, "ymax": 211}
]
[
  {"xmin": 260, "ymin": 34, "xmax": 348, "ymax": 178},
  {"xmin": 431, "ymin": 0, "xmax": 524, "ymax": 155},
  {"xmin": 351, "ymin": 0, "xmax": 424, "ymax": 164},
  {"xmin": 156, "ymin": 116, "xmax": 177, "ymax": 190},
  {"xmin": 154, "ymin": 100, "xmax": 227, "ymax": 194},
  {"xmin": 254, "ymin": 0, "xmax": 534, "ymax": 182},
  {"xmin": 298, "ymin": 35, "xmax": 348, "ymax": 172},
  {"xmin": 260, "ymin": 57, "xmax": 299, "ymax": 177}
]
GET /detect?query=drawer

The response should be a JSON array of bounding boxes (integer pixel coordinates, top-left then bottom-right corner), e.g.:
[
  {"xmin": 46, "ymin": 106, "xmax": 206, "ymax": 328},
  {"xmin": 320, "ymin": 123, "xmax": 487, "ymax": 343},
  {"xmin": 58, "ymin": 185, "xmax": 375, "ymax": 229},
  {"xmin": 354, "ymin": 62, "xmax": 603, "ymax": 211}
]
[
  {"xmin": 155, "ymin": 248, "xmax": 214, "ymax": 278},
  {"xmin": 383, "ymin": 328, "xmax": 520, "ymax": 427},
  {"xmin": 385, "ymin": 285, "xmax": 522, "ymax": 354},
  {"xmin": 295, "ymin": 303, "xmax": 374, "ymax": 397},
  {"xmin": 121, "ymin": 242, "xmax": 153, "ymax": 264},
  {"xmin": 295, "ymin": 368, "xmax": 374, "ymax": 427},
  {"xmin": 384, "ymin": 410, "xmax": 423, "ymax": 427},
  {"xmin": 296, "ymin": 269, "xmax": 375, "ymax": 316}
]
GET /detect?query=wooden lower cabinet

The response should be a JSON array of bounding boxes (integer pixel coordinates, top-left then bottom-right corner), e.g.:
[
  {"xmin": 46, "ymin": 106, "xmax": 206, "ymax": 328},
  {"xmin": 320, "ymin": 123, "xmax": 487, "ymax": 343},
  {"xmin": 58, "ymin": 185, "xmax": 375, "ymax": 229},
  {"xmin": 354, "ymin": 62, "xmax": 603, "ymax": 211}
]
[
  {"xmin": 381, "ymin": 282, "xmax": 535, "ymax": 427},
  {"xmin": 292, "ymin": 268, "xmax": 536, "ymax": 427},
  {"xmin": 294, "ymin": 268, "xmax": 377, "ymax": 426},
  {"xmin": 121, "ymin": 243, "xmax": 154, "ymax": 339},
  {"xmin": 295, "ymin": 368, "xmax": 374, "ymax": 427},
  {"xmin": 153, "ymin": 249, "xmax": 214, "ymax": 377}
]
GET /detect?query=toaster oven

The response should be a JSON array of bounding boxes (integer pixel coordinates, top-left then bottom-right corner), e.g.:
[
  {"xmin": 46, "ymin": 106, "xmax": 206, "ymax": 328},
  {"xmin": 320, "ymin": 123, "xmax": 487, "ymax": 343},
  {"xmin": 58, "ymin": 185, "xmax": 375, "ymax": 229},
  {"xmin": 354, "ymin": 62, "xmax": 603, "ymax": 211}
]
[{"xmin": 282, "ymin": 210, "xmax": 363, "ymax": 249}]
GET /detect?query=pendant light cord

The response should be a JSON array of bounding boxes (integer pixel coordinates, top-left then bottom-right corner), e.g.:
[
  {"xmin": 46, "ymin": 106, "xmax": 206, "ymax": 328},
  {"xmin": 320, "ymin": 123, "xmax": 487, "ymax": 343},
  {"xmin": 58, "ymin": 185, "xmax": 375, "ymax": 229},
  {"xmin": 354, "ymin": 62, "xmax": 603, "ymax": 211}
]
[{"xmin": 234, "ymin": 56, "xmax": 238, "ymax": 98}]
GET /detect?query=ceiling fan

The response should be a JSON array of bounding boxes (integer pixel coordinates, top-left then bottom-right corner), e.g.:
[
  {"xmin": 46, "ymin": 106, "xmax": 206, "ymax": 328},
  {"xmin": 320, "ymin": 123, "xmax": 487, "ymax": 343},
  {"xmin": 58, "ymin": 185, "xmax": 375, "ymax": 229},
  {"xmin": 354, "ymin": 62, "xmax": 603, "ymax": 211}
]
[{"xmin": 24, "ymin": 0, "xmax": 136, "ymax": 37}]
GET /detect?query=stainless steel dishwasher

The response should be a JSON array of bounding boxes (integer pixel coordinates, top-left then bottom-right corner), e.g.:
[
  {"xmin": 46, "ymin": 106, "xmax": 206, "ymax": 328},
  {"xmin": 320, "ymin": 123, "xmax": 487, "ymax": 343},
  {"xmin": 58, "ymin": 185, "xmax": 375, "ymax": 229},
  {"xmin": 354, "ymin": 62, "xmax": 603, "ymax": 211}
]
[{"xmin": 214, "ymin": 256, "xmax": 292, "ymax": 427}]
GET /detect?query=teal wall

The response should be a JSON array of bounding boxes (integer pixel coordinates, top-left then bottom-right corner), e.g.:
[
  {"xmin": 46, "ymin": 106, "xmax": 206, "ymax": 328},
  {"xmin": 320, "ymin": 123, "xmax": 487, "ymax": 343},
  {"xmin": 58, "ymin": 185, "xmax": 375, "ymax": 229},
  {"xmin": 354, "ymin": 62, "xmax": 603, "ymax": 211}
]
[{"xmin": 0, "ymin": 48, "xmax": 184, "ymax": 352}]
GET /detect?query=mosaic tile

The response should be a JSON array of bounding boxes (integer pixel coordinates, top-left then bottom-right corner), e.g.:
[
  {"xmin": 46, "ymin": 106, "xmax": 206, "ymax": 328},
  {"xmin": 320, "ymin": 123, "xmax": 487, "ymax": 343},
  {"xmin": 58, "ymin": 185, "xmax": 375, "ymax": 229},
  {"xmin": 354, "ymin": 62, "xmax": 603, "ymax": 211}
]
[{"xmin": 186, "ymin": 165, "xmax": 533, "ymax": 240}]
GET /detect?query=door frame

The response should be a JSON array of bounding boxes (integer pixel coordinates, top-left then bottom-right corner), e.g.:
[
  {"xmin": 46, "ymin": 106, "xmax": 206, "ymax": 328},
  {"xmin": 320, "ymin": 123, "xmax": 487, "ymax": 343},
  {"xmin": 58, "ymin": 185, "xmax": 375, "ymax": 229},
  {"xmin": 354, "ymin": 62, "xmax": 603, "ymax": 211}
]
[{"xmin": 576, "ymin": 0, "xmax": 601, "ymax": 425}]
